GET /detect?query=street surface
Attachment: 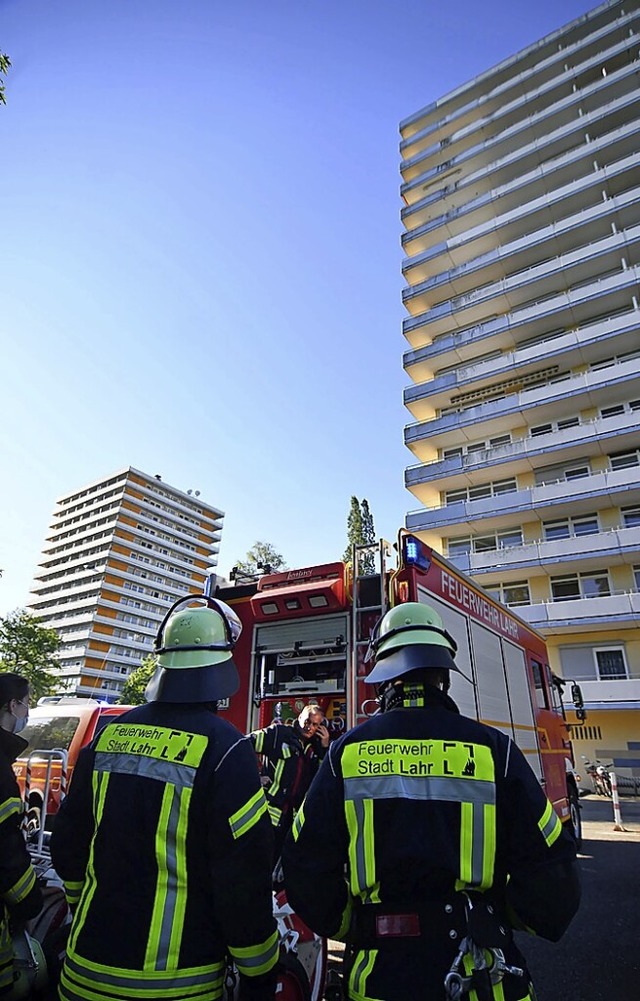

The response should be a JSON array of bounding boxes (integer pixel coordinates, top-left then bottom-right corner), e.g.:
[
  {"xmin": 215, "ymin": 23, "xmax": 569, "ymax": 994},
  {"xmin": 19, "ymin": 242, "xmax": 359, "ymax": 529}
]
[{"xmin": 327, "ymin": 794, "xmax": 640, "ymax": 1000}]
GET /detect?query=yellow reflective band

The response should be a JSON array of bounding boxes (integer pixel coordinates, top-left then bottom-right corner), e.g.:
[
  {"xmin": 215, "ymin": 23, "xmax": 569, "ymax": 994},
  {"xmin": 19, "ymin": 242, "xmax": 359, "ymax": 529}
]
[
  {"xmin": 361, "ymin": 799, "xmax": 380, "ymax": 904},
  {"xmin": 0, "ymin": 795, "xmax": 22, "ymax": 824},
  {"xmin": 228, "ymin": 789, "xmax": 268, "ymax": 840},
  {"xmin": 349, "ymin": 949, "xmax": 377, "ymax": 1000},
  {"xmin": 267, "ymin": 804, "xmax": 282, "ymax": 826},
  {"xmin": 334, "ymin": 894, "xmax": 353, "ymax": 940},
  {"xmin": 5, "ymin": 863, "xmax": 36, "ymax": 905},
  {"xmin": 252, "ymin": 731, "xmax": 265, "ymax": 753},
  {"xmin": 167, "ymin": 785, "xmax": 191, "ymax": 969},
  {"xmin": 342, "ymin": 739, "xmax": 494, "ymax": 781},
  {"xmin": 145, "ymin": 784, "xmax": 174, "ymax": 969},
  {"xmin": 459, "ymin": 801, "xmax": 474, "ymax": 886},
  {"xmin": 69, "ymin": 770, "xmax": 110, "ymax": 954},
  {"xmin": 482, "ymin": 802, "xmax": 497, "ymax": 889},
  {"xmin": 538, "ymin": 801, "xmax": 562, "ymax": 848},
  {"xmin": 228, "ymin": 929, "xmax": 279, "ymax": 977},
  {"xmin": 96, "ymin": 724, "xmax": 207, "ymax": 769},
  {"xmin": 269, "ymin": 759, "xmax": 286, "ymax": 798},
  {"xmin": 292, "ymin": 803, "xmax": 305, "ymax": 841},
  {"xmin": 60, "ymin": 960, "xmax": 224, "ymax": 1000}
]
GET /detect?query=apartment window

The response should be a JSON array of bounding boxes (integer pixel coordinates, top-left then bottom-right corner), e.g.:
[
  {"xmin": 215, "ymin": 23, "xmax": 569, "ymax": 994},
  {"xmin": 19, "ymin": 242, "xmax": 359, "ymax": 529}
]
[
  {"xmin": 485, "ymin": 581, "xmax": 530, "ymax": 607},
  {"xmin": 550, "ymin": 570, "xmax": 610, "ymax": 601},
  {"xmin": 444, "ymin": 478, "xmax": 517, "ymax": 505},
  {"xmin": 610, "ymin": 449, "xmax": 640, "ymax": 471},
  {"xmin": 622, "ymin": 505, "xmax": 640, "ymax": 527},
  {"xmin": 594, "ymin": 648, "xmax": 627, "ymax": 680},
  {"xmin": 634, "ymin": 566, "xmax": 640, "ymax": 590},
  {"xmin": 600, "ymin": 404, "xmax": 624, "ymax": 418},
  {"xmin": 543, "ymin": 514, "xmax": 599, "ymax": 541},
  {"xmin": 535, "ymin": 460, "xmax": 590, "ymax": 486}
]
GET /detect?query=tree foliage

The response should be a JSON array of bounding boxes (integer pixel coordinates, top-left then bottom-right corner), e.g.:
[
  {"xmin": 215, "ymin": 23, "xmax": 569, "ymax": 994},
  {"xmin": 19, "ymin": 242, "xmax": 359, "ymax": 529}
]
[
  {"xmin": 118, "ymin": 655, "xmax": 158, "ymax": 706},
  {"xmin": 0, "ymin": 54, "xmax": 11, "ymax": 106},
  {"xmin": 0, "ymin": 609, "xmax": 61, "ymax": 703},
  {"xmin": 232, "ymin": 541, "xmax": 287, "ymax": 580},
  {"xmin": 343, "ymin": 496, "xmax": 377, "ymax": 574}
]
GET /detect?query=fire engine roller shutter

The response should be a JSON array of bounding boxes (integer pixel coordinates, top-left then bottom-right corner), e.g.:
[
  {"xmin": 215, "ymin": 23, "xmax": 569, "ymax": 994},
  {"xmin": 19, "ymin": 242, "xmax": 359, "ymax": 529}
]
[
  {"xmin": 254, "ymin": 614, "xmax": 350, "ymax": 653},
  {"xmin": 502, "ymin": 640, "xmax": 543, "ymax": 780},
  {"xmin": 416, "ymin": 587, "xmax": 478, "ymax": 720}
]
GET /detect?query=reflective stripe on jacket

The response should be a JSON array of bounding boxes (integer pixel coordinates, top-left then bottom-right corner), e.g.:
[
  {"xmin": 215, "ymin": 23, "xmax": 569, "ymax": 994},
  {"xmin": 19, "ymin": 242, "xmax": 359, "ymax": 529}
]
[{"xmin": 51, "ymin": 703, "xmax": 278, "ymax": 1001}]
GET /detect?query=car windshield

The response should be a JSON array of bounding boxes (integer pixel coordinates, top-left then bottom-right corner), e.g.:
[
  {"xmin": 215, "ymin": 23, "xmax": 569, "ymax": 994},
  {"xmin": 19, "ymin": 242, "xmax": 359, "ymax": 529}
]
[{"xmin": 19, "ymin": 715, "xmax": 82, "ymax": 754}]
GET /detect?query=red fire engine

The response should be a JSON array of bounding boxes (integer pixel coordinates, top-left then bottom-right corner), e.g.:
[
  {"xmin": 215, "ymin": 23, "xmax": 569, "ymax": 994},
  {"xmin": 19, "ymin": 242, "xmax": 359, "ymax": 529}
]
[{"xmin": 213, "ymin": 531, "xmax": 584, "ymax": 843}]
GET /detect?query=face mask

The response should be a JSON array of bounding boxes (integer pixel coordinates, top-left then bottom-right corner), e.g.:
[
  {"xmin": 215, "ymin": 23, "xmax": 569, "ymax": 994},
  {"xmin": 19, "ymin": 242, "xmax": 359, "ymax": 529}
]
[{"xmin": 11, "ymin": 702, "xmax": 29, "ymax": 734}]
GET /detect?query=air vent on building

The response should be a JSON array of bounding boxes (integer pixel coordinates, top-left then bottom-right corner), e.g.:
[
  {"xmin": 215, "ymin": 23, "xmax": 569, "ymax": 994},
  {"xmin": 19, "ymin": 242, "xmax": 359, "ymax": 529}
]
[{"xmin": 450, "ymin": 366, "xmax": 560, "ymax": 406}]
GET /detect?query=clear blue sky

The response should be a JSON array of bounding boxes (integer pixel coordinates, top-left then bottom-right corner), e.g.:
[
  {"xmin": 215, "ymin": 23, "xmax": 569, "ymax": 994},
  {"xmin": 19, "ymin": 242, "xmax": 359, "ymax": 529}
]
[{"xmin": 0, "ymin": 0, "xmax": 593, "ymax": 614}]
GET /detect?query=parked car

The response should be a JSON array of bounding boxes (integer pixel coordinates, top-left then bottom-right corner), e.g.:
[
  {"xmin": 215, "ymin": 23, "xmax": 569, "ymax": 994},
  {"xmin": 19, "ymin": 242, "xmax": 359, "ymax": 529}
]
[{"xmin": 13, "ymin": 697, "xmax": 132, "ymax": 826}]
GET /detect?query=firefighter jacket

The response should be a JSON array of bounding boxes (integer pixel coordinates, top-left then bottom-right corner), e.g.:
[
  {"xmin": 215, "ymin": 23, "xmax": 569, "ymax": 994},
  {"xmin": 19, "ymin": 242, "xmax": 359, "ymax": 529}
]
[
  {"xmin": 0, "ymin": 728, "xmax": 43, "ymax": 995},
  {"xmin": 282, "ymin": 685, "xmax": 581, "ymax": 1001},
  {"xmin": 248, "ymin": 722, "xmax": 326, "ymax": 830},
  {"xmin": 50, "ymin": 703, "xmax": 279, "ymax": 1001}
]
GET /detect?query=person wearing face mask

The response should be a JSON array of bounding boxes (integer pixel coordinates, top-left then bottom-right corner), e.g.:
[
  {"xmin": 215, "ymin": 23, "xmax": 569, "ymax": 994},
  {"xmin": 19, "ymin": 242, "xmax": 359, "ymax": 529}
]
[{"xmin": 0, "ymin": 673, "xmax": 43, "ymax": 995}]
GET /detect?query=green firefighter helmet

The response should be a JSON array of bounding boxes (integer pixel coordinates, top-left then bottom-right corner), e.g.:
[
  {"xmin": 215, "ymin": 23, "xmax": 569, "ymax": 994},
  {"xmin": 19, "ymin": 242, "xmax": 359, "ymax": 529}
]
[
  {"xmin": 364, "ymin": 601, "xmax": 459, "ymax": 686},
  {"xmin": 146, "ymin": 595, "xmax": 242, "ymax": 703}
]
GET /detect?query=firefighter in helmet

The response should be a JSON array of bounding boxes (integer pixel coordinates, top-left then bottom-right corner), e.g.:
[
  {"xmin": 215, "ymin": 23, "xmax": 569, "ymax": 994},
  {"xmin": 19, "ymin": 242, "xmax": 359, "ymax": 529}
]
[
  {"xmin": 51, "ymin": 595, "xmax": 279, "ymax": 1001},
  {"xmin": 282, "ymin": 602, "xmax": 581, "ymax": 1001}
]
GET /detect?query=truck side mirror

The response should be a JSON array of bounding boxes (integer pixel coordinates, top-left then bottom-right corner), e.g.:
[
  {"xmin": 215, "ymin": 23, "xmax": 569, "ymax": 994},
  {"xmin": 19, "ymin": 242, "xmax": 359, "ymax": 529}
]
[{"xmin": 571, "ymin": 683, "xmax": 587, "ymax": 722}]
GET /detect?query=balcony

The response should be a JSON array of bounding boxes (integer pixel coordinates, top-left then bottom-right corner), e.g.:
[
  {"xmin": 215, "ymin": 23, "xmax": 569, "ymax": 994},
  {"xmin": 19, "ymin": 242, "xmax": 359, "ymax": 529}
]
[
  {"xmin": 405, "ymin": 409, "xmax": 640, "ymax": 486},
  {"xmin": 404, "ymin": 306, "xmax": 640, "ymax": 387},
  {"xmin": 402, "ymin": 39, "xmax": 640, "ymax": 188},
  {"xmin": 402, "ymin": 224, "xmax": 640, "ymax": 329},
  {"xmin": 402, "ymin": 115, "xmax": 640, "ymax": 247},
  {"xmin": 399, "ymin": 4, "xmax": 637, "ymax": 145},
  {"xmin": 404, "ymin": 354, "xmax": 640, "ymax": 456},
  {"xmin": 406, "ymin": 466, "xmax": 640, "ymax": 532},
  {"xmin": 401, "ymin": 67, "xmax": 640, "ymax": 210},
  {"xmin": 519, "ymin": 591, "xmax": 640, "ymax": 632},
  {"xmin": 402, "ymin": 177, "xmax": 640, "ymax": 296},
  {"xmin": 450, "ymin": 526, "xmax": 640, "ymax": 575}
]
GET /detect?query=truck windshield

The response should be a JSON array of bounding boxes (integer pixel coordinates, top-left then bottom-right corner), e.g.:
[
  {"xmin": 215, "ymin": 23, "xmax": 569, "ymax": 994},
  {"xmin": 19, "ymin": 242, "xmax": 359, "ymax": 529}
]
[{"xmin": 19, "ymin": 715, "xmax": 81, "ymax": 754}]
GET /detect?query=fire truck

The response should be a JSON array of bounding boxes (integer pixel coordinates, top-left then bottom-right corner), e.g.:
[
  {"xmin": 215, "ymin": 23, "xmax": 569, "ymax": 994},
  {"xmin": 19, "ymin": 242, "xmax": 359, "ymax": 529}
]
[{"xmin": 213, "ymin": 531, "xmax": 584, "ymax": 843}]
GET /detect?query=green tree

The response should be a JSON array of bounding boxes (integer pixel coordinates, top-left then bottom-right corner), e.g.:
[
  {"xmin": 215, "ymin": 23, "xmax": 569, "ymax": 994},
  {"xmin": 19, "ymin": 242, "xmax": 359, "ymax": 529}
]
[
  {"xmin": 0, "ymin": 54, "xmax": 11, "ymax": 106},
  {"xmin": 343, "ymin": 497, "xmax": 377, "ymax": 574},
  {"xmin": 118, "ymin": 655, "xmax": 158, "ymax": 706},
  {"xmin": 0, "ymin": 609, "xmax": 61, "ymax": 702},
  {"xmin": 343, "ymin": 496, "xmax": 363, "ymax": 562},
  {"xmin": 232, "ymin": 541, "xmax": 287, "ymax": 580}
]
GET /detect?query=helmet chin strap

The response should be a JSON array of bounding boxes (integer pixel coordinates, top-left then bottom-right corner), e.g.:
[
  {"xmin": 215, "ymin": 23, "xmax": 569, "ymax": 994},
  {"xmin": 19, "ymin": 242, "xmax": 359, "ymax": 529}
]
[{"xmin": 378, "ymin": 673, "xmax": 450, "ymax": 712}]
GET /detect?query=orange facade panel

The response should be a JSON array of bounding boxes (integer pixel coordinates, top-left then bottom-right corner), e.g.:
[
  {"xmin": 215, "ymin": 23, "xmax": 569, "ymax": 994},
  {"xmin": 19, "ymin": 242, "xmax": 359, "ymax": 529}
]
[
  {"xmin": 104, "ymin": 574, "xmax": 124, "ymax": 587},
  {"xmin": 87, "ymin": 640, "xmax": 110, "ymax": 654},
  {"xmin": 97, "ymin": 606, "xmax": 117, "ymax": 619},
  {"xmin": 99, "ymin": 590, "xmax": 122, "ymax": 604}
]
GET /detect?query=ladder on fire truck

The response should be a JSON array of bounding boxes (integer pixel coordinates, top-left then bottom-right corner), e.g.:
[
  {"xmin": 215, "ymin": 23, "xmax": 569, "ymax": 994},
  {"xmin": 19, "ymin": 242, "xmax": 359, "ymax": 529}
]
[{"xmin": 347, "ymin": 539, "xmax": 396, "ymax": 728}]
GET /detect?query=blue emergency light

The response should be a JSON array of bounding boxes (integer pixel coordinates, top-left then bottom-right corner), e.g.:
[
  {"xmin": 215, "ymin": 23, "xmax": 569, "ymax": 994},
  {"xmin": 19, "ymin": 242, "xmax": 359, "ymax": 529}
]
[{"xmin": 403, "ymin": 535, "xmax": 431, "ymax": 573}]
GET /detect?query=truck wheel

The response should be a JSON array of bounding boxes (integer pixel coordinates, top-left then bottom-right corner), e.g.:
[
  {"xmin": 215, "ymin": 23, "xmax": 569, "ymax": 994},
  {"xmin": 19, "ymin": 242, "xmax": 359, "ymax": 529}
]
[{"xmin": 568, "ymin": 785, "xmax": 582, "ymax": 850}]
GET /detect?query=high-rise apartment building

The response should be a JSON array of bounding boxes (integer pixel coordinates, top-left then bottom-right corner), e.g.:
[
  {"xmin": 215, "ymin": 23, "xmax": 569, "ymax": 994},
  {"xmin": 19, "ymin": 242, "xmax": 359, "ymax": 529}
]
[
  {"xmin": 28, "ymin": 467, "xmax": 224, "ymax": 701},
  {"xmin": 400, "ymin": 0, "xmax": 640, "ymax": 772}
]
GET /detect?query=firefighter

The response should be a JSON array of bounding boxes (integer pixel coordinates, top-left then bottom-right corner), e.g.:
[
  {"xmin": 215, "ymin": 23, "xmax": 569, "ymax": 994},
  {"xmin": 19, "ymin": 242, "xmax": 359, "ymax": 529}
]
[
  {"xmin": 0, "ymin": 673, "xmax": 43, "ymax": 997},
  {"xmin": 282, "ymin": 602, "xmax": 581, "ymax": 1001},
  {"xmin": 50, "ymin": 595, "xmax": 279, "ymax": 1001},
  {"xmin": 248, "ymin": 704, "xmax": 329, "ymax": 865}
]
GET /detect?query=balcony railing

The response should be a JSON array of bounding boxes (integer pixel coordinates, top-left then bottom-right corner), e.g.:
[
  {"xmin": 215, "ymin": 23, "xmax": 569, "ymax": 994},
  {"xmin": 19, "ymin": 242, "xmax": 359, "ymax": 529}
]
[
  {"xmin": 447, "ymin": 526, "xmax": 640, "ymax": 573},
  {"xmin": 405, "ymin": 409, "xmax": 640, "ymax": 484},
  {"xmin": 519, "ymin": 590, "xmax": 640, "ymax": 628},
  {"xmin": 404, "ymin": 353, "xmax": 640, "ymax": 444},
  {"xmin": 406, "ymin": 466, "xmax": 640, "ymax": 528}
]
